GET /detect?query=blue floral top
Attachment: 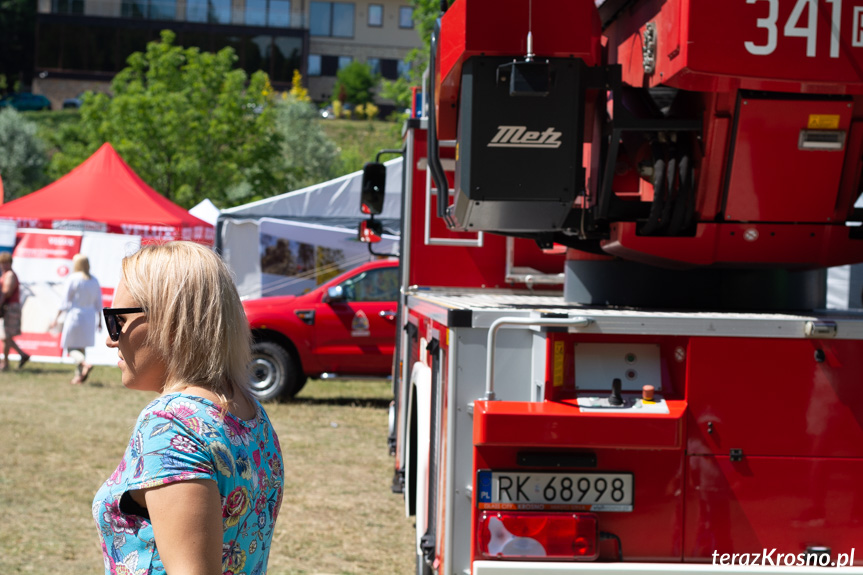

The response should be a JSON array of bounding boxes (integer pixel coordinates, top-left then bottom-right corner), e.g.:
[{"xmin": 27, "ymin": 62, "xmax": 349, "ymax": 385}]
[{"xmin": 93, "ymin": 393, "xmax": 284, "ymax": 575}]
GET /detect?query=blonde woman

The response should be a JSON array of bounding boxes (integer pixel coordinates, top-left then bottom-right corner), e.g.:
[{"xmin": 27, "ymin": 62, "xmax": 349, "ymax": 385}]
[
  {"xmin": 93, "ymin": 241, "xmax": 283, "ymax": 575},
  {"xmin": 50, "ymin": 254, "xmax": 102, "ymax": 384}
]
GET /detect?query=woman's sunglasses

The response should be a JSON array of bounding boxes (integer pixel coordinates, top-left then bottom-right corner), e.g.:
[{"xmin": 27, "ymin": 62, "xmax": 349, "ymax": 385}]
[{"xmin": 103, "ymin": 307, "xmax": 144, "ymax": 342}]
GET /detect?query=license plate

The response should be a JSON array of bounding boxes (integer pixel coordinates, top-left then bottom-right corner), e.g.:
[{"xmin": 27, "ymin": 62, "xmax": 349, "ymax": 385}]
[{"xmin": 477, "ymin": 470, "xmax": 633, "ymax": 512}]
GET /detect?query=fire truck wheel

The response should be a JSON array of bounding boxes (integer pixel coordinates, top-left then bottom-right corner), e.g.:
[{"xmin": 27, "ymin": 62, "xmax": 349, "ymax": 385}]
[{"xmin": 249, "ymin": 341, "xmax": 306, "ymax": 401}]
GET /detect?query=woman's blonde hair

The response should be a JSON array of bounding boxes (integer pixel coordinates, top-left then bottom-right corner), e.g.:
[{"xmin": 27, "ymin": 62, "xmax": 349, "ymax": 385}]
[
  {"xmin": 72, "ymin": 254, "xmax": 91, "ymax": 278},
  {"xmin": 120, "ymin": 241, "xmax": 252, "ymax": 404}
]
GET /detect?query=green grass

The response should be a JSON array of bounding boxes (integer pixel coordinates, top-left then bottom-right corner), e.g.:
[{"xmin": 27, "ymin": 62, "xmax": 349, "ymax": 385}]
[
  {"xmin": 0, "ymin": 363, "xmax": 414, "ymax": 575},
  {"xmin": 321, "ymin": 117, "xmax": 404, "ymax": 174}
]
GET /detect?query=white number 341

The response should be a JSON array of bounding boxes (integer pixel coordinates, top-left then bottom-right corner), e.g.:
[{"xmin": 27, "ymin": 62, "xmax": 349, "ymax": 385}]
[{"xmin": 744, "ymin": 0, "xmax": 860, "ymax": 58}]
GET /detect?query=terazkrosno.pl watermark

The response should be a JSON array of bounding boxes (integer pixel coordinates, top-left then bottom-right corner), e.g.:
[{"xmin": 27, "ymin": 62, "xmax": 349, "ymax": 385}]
[{"xmin": 712, "ymin": 549, "xmax": 856, "ymax": 568}]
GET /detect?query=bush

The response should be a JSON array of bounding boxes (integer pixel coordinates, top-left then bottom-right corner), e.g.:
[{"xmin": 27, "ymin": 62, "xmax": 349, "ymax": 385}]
[
  {"xmin": 274, "ymin": 94, "xmax": 340, "ymax": 192},
  {"xmin": 356, "ymin": 103, "xmax": 379, "ymax": 121},
  {"xmin": 288, "ymin": 69, "xmax": 311, "ymax": 103},
  {"xmin": 0, "ymin": 108, "xmax": 48, "ymax": 201},
  {"xmin": 333, "ymin": 61, "xmax": 378, "ymax": 107}
]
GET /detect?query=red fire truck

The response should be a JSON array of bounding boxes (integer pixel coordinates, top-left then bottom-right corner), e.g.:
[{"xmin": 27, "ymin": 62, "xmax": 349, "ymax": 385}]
[{"xmin": 360, "ymin": 0, "xmax": 863, "ymax": 573}]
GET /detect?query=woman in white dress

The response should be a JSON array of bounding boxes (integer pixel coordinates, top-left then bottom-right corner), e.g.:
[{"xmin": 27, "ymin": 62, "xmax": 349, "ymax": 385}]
[{"xmin": 50, "ymin": 254, "xmax": 102, "ymax": 384}]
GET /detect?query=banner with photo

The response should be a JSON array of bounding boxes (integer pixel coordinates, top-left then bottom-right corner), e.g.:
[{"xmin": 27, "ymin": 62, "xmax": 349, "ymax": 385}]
[
  {"xmin": 13, "ymin": 229, "xmax": 141, "ymax": 365},
  {"xmin": 258, "ymin": 219, "xmax": 398, "ymax": 298}
]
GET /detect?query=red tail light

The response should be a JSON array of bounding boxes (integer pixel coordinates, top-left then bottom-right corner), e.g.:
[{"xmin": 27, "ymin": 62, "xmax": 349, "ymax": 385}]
[{"xmin": 477, "ymin": 511, "xmax": 599, "ymax": 561}]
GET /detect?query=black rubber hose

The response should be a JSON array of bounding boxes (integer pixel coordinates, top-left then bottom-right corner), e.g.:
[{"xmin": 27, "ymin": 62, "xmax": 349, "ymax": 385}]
[
  {"xmin": 681, "ymin": 150, "xmax": 696, "ymax": 232},
  {"xmin": 669, "ymin": 151, "xmax": 691, "ymax": 235},
  {"xmin": 640, "ymin": 139, "xmax": 666, "ymax": 236},
  {"xmin": 427, "ymin": 21, "xmax": 450, "ymax": 218},
  {"xmin": 660, "ymin": 144, "xmax": 677, "ymax": 233}
]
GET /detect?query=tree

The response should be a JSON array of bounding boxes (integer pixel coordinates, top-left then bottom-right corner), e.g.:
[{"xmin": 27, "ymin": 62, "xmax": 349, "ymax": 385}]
[
  {"xmin": 379, "ymin": 76, "xmax": 412, "ymax": 111},
  {"xmin": 50, "ymin": 30, "xmax": 284, "ymax": 208},
  {"xmin": 0, "ymin": 108, "xmax": 48, "ymax": 202},
  {"xmin": 379, "ymin": 0, "xmax": 451, "ymax": 109},
  {"xmin": 274, "ymin": 93, "xmax": 340, "ymax": 192},
  {"xmin": 333, "ymin": 61, "xmax": 378, "ymax": 107}
]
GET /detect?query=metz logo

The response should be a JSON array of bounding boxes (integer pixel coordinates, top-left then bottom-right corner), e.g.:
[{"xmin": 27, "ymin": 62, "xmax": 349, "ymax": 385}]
[{"xmin": 488, "ymin": 125, "xmax": 562, "ymax": 149}]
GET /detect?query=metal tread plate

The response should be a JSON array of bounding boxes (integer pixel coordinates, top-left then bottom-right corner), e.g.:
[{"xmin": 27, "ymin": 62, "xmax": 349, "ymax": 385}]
[{"xmin": 406, "ymin": 290, "xmax": 863, "ymax": 339}]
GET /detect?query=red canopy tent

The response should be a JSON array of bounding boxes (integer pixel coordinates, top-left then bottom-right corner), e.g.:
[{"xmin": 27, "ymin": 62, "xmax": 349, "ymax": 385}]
[{"xmin": 0, "ymin": 143, "xmax": 213, "ymax": 245}]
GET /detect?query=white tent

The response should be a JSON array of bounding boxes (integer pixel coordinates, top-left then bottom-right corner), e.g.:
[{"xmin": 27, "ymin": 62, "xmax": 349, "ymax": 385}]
[
  {"xmin": 189, "ymin": 198, "xmax": 221, "ymax": 226},
  {"xmin": 218, "ymin": 157, "xmax": 402, "ymax": 300},
  {"xmin": 827, "ymin": 194, "xmax": 863, "ymax": 310}
]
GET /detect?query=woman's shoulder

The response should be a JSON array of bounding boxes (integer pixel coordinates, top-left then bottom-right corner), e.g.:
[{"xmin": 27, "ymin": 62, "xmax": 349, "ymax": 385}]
[
  {"xmin": 136, "ymin": 393, "xmax": 272, "ymax": 441},
  {"xmin": 132, "ymin": 394, "xmax": 228, "ymax": 444}
]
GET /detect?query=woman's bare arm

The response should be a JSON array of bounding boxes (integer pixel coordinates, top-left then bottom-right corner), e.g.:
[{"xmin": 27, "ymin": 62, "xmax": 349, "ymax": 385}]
[{"xmin": 140, "ymin": 480, "xmax": 223, "ymax": 575}]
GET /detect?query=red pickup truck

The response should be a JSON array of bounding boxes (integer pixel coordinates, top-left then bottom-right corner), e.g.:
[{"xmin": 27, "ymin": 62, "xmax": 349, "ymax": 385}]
[{"xmin": 243, "ymin": 259, "xmax": 399, "ymax": 400}]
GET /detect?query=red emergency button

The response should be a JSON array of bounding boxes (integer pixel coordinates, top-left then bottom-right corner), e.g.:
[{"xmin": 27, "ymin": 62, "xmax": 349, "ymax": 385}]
[{"xmin": 642, "ymin": 385, "xmax": 655, "ymax": 401}]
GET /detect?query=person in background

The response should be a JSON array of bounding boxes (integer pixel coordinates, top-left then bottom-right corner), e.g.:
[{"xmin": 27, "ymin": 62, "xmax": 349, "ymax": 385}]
[
  {"xmin": 50, "ymin": 254, "xmax": 102, "ymax": 385},
  {"xmin": 93, "ymin": 241, "xmax": 284, "ymax": 575},
  {"xmin": 0, "ymin": 251, "xmax": 30, "ymax": 371}
]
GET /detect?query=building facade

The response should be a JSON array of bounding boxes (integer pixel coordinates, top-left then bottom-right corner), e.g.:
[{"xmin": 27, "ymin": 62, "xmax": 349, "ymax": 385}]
[{"xmin": 34, "ymin": 0, "xmax": 421, "ymax": 109}]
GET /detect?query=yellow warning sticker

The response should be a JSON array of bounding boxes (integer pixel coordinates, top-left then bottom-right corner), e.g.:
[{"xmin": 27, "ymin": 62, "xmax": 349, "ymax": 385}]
[
  {"xmin": 808, "ymin": 114, "xmax": 840, "ymax": 130},
  {"xmin": 553, "ymin": 341, "xmax": 565, "ymax": 388}
]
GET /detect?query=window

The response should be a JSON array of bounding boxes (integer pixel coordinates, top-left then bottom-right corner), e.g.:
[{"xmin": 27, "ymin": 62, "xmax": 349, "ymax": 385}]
[
  {"xmin": 332, "ymin": 3, "xmax": 355, "ymax": 37},
  {"xmin": 367, "ymin": 57, "xmax": 380, "ymax": 76},
  {"xmin": 213, "ymin": 34, "xmax": 244, "ymax": 59},
  {"xmin": 379, "ymin": 58, "xmax": 398, "ymax": 80},
  {"xmin": 122, "ymin": 0, "xmax": 145, "ymax": 18},
  {"xmin": 36, "ymin": 22, "xmax": 61, "ymax": 68},
  {"xmin": 399, "ymin": 6, "xmax": 413, "ymax": 28},
  {"xmin": 308, "ymin": 54, "xmax": 322, "ymax": 76},
  {"xmin": 338, "ymin": 56, "xmax": 352, "ymax": 70},
  {"xmin": 310, "ymin": 2, "xmax": 355, "ymax": 37},
  {"xmin": 338, "ymin": 268, "xmax": 398, "ymax": 302},
  {"xmin": 121, "ymin": 0, "xmax": 175, "ymax": 19},
  {"xmin": 368, "ymin": 4, "xmax": 382, "ymax": 27},
  {"xmin": 150, "ymin": 0, "xmax": 176, "ymax": 20},
  {"xmin": 183, "ymin": 30, "xmax": 212, "ymax": 50},
  {"xmin": 37, "ymin": 21, "xmax": 306, "ymax": 82},
  {"xmin": 272, "ymin": 36, "xmax": 302, "ymax": 81},
  {"xmin": 117, "ymin": 27, "xmax": 156, "ymax": 65},
  {"xmin": 187, "ymin": 0, "xmax": 231, "ymax": 24},
  {"xmin": 302, "ymin": 55, "xmax": 338, "ymax": 76},
  {"xmin": 269, "ymin": 0, "xmax": 291, "ymax": 27},
  {"xmin": 321, "ymin": 55, "xmax": 339, "ymax": 76},
  {"xmin": 398, "ymin": 59, "xmax": 411, "ymax": 79},
  {"xmin": 245, "ymin": 0, "xmax": 267, "ymax": 25},
  {"xmin": 250, "ymin": 34, "xmax": 272, "ymax": 74},
  {"xmin": 309, "ymin": 3, "xmax": 331, "ymax": 35},
  {"xmin": 52, "ymin": 0, "xmax": 84, "ymax": 14},
  {"xmin": 246, "ymin": 0, "xmax": 291, "ymax": 27}
]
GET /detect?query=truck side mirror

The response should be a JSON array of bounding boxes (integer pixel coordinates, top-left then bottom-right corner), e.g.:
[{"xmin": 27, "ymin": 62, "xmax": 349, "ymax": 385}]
[
  {"xmin": 361, "ymin": 162, "xmax": 386, "ymax": 215},
  {"xmin": 325, "ymin": 285, "xmax": 345, "ymax": 303},
  {"xmin": 358, "ymin": 219, "xmax": 383, "ymax": 243}
]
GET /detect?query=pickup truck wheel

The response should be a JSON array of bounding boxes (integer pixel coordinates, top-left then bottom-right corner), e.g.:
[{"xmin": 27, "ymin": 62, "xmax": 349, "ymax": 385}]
[{"xmin": 249, "ymin": 341, "xmax": 305, "ymax": 401}]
